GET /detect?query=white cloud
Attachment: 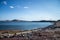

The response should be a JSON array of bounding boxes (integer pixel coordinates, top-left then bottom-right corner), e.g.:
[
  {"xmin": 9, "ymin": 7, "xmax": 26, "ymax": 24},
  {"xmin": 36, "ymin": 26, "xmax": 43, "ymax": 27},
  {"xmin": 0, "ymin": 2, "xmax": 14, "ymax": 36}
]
[
  {"xmin": 24, "ymin": 6, "xmax": 29, "ymax": 8},
  {"xmin": 3, "ymin": 1, "xmax": 7, "ymax": 5},
  {"xmin": 9, "ymin": 6, "xmax": 14, "ymax": 8}
]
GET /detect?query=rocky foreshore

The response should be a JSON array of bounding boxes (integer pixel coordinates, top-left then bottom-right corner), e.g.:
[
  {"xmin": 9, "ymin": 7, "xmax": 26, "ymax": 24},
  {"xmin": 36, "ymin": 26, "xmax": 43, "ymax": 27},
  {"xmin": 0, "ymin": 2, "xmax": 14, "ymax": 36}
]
[{"xmin": 0, "ymin": 20, "xmax": 60, "ymax": 40}]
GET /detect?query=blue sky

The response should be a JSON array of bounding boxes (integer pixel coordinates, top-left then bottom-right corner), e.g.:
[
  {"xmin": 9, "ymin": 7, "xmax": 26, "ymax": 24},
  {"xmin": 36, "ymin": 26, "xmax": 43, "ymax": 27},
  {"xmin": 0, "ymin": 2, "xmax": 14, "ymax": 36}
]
[{"xmin": 0, "ymin": 0, "xmax": 60, "ymax": 21}]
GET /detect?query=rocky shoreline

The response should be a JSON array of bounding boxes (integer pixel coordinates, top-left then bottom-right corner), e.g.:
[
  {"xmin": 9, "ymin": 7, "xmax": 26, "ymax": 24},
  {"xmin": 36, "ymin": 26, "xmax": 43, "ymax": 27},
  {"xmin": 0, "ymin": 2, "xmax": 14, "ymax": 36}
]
[{"xmin": 0, "ymin": 20, "xmax": 60, "ymax": 40}]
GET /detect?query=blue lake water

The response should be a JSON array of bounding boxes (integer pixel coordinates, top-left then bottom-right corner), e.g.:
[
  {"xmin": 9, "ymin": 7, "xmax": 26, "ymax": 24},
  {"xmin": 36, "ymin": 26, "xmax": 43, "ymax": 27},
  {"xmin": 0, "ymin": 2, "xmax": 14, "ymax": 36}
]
[{"xmin": 0, "ymin": 22, "xmax": 53, "ymax": 30}]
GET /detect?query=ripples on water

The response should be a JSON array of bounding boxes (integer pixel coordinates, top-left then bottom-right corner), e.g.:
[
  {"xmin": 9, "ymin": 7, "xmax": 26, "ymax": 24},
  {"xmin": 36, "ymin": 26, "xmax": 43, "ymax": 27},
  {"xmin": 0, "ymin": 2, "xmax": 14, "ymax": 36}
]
[{"xmin": 0, "ymin": 22, "xmax": 53, "ymax": 30}]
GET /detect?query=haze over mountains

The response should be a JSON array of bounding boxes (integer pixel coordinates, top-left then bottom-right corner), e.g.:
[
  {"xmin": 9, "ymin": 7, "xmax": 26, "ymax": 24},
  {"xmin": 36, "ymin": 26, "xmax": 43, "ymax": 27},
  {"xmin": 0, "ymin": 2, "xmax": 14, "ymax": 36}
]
[{"xmin": 0, "ymin": 19, "xmax": 57, "ymax": 23}]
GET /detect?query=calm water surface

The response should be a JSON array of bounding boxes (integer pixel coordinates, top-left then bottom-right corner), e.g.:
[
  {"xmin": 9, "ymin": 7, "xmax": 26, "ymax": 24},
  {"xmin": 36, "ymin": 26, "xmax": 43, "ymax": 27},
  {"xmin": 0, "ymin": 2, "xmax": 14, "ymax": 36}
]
[{"xmin": 0, "ymin": 22, "xmax": 53, "ymax": 30}]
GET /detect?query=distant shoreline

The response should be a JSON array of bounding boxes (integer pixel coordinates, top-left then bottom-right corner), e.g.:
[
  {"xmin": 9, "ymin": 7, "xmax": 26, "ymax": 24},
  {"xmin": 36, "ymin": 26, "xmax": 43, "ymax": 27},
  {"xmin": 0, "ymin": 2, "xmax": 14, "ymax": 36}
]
[{"xmin": 0, "ymin": 19, "xmax": 56, "ymax": 22}]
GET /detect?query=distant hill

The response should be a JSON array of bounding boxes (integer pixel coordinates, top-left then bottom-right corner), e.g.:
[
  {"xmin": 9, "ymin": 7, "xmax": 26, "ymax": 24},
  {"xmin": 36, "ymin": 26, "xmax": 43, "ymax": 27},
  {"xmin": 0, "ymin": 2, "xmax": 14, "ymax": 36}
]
[
  {"xmin": 32, "ymin": 20, "xmax": 56, "ymax": 22},
  {"xmin": 0, "ymin": 20, "xmax": 57, "ymax": 22},
  {"xmin": 11, "ymin": 19, "xmax": 24, "ymax": 22},
  {"xmin": 0, "ymin": 19, "xmax": 28, "ymax": 22}
]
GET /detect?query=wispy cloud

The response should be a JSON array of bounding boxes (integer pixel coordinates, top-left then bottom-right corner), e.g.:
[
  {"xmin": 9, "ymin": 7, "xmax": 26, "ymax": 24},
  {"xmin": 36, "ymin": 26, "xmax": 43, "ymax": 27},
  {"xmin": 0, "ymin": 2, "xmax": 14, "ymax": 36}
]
[
  {"xmin": 9, "ymin": 6, "xmax": 14, "ymax": 8},
  {"xmin": 15, "ymin": 5, "xmax": 21, "ymax": 8},
  {"xmin": 24, "ymin": 6, "xmax": 29, "ymax": 9},
  {"xmin": 3, "ymin": 1, "xmax": 7, "ymax": 5}
]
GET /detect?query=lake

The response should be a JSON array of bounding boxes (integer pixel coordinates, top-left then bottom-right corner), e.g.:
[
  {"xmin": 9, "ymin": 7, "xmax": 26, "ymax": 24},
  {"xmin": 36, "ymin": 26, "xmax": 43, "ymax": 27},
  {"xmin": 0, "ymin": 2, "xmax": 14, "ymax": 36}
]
[{"xmin": 0, "ymin": 22, "xmax": 53, "ymax": 30}]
